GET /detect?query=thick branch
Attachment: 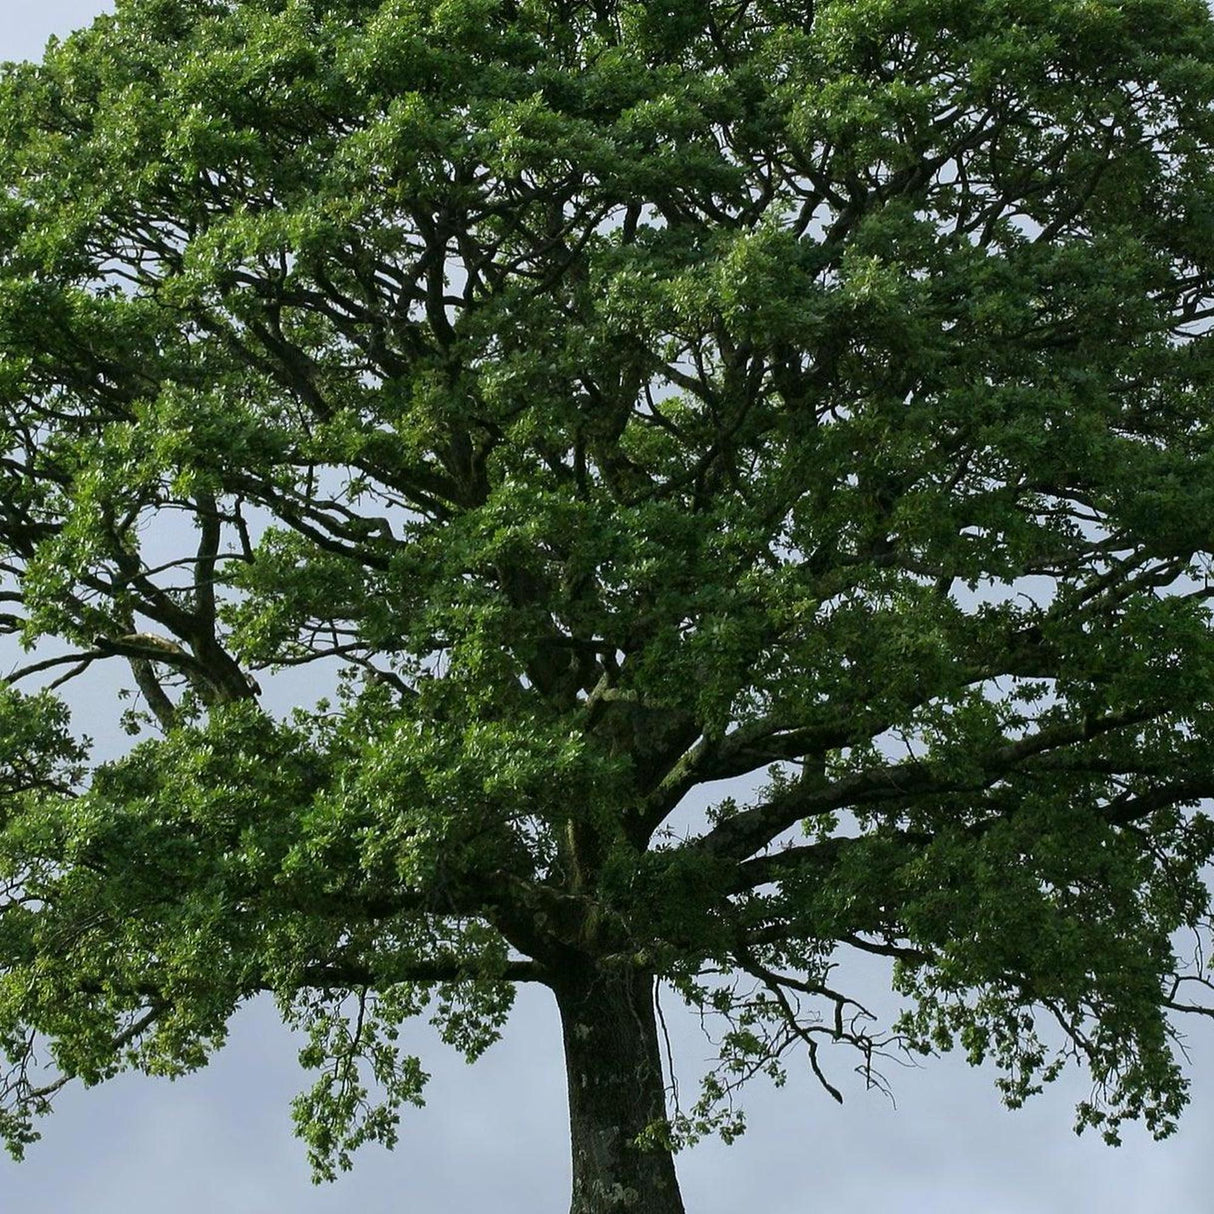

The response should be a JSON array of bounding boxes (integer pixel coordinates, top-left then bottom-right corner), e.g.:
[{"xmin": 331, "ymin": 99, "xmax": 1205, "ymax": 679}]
[
  {"xmin": 298, "ymin": 956, "xmax": 548, "ymax": 988},
  {"xmin": 696, "ymin": 705, "xmax": 1167, "ymax": 863}
]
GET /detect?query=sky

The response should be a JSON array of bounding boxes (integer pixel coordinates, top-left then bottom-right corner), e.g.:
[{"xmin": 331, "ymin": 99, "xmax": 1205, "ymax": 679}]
[{"xmin": 2, "ymin": 4, "xmax": 1214, "ymax": 1212}]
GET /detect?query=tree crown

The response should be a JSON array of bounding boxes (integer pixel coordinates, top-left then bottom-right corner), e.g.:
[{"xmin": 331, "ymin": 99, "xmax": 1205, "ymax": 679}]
[{"xmin": 2, "ymin": 0, "xmax": 1214, "ymax": 1181}]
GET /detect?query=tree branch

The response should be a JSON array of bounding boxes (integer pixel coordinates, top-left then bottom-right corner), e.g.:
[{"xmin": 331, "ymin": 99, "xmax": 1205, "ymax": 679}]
[{"xmin": 695, "ymin": 705, "xmax": 1169, "ymax": 863}]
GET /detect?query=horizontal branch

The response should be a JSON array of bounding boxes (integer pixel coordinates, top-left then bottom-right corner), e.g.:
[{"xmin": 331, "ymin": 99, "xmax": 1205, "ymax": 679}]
[
  {"xmin": 5, "ymin": 648, "xmax": 105, "ymax": 686},
  {"xmin": 695, "ymin": 704, "xmax": 1168, "ymax": 863},
  {"xmin": 298, "ymin": 956, "xmax": 548, "ymax": 988}
]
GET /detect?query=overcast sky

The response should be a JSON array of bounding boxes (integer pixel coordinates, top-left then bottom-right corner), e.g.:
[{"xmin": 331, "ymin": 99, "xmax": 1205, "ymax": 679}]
[{"xmin": 3, "ymin": 4, "xmax": 1214, "ymax": 1212}]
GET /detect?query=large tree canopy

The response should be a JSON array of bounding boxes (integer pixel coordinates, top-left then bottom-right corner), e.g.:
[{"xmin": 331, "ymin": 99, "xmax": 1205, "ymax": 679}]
[{"xmin": 3, "ymin": 0, "xmax": 1214, "ymax": 1208}]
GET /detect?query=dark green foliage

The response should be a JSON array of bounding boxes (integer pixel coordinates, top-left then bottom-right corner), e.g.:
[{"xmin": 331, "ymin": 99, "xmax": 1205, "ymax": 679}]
[{"xmin": 2, "ymin": 0, "xmax": 1214, "ymax": 1200}]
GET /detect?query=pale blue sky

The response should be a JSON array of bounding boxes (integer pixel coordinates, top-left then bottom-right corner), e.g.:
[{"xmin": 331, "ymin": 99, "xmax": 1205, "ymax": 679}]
[{"xmin": 2, "ymin": 5, "xmax": 1213, "ymax": 1211}]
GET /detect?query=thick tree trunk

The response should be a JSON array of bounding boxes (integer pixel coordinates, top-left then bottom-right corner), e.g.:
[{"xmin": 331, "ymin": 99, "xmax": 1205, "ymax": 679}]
[{"xmin": 552, "ymin": 963, "xmax": 686, "ymax": 1214}]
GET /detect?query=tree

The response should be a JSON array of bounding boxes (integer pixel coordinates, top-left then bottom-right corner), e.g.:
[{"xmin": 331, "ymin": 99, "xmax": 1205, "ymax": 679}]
[{"xmin": 2, "ymin": 0, "xmax": 1214, "ymax": 1208}]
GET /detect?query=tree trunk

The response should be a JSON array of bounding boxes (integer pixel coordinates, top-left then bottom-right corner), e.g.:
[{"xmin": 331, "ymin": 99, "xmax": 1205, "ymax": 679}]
[{"xmin": 552, "ymin": 962, "xmax": 687, "ymax": 1214}]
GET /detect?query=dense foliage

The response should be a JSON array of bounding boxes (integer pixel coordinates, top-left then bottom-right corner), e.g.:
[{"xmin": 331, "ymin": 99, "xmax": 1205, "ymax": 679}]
[{"xmin": 2, "ymin": 0, "xmax": 1214, "ymax": 1207}]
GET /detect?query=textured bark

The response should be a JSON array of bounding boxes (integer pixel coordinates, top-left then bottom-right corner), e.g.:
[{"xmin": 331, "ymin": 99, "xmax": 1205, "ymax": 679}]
[{"xmin": 553, "ymin": 964, "xmax": 686, "ymax": 1214}]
